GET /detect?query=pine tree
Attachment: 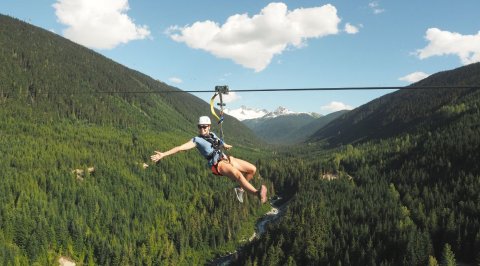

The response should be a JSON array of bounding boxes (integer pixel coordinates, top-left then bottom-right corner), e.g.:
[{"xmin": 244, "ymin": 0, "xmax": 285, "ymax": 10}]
[
  {"xmin": 441, "ymin": 243, "xmax": 456, "ymax": 266},
  {"xmin": 428, "ymin": 255, "xmax": 439, "ymax": 266}
]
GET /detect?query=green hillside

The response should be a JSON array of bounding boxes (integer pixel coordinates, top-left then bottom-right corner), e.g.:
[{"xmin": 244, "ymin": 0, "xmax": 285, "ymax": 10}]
[
  {"xmin": 290, "ymin": 110, "xmax": 348, "ymax": 144},
  {"xmin": 236, "ymin": 64, "xmax": 480, "ymax": 265},
  {"xmin": 244, "ymin": 113, "xmax": 318, "ymax": 144},
  {"xmin": 311, "ymin": 62, "xmax": 480, "ymax": 146},
  {"xmin": 0, "ymin": 14, "xmax": 268, "ymax": 265},
  {"xmin": 0, "ymin": 14, "xmax": 259, "ymax": 146},
  {"xmin": 243, "ymin": 110, "xmax": 347, "ymax": 145}
]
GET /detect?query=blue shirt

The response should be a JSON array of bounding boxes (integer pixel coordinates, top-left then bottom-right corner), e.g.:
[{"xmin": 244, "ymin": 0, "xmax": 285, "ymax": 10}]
[{"xmin": 192, "ymin": 132, "xmax": 225, "ymax": 167}]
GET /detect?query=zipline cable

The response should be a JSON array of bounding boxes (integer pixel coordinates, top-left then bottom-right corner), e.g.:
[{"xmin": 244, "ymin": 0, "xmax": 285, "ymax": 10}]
[{"xmin": 38, "ymin": 85, "xmax": 480, "ymax": 95}]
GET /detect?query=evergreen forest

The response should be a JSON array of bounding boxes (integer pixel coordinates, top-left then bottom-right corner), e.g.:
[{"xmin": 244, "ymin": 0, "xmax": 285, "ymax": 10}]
[
  {"xmin": 1, "ymin": 15, "xmax": 270, "ymax": 265},
  {"xmin": 1, "ymin": 14, "xmax": 480, "ymax": 266},
  {"xmin": 235, "ymin": 65, "xmax": 480, "ymax": 265}
]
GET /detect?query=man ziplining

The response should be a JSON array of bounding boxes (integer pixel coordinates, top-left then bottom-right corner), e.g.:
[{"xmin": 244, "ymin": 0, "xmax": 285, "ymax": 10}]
[{"xmin": 150, "ymin": 116, "xmax": 268, "ymax": 204}]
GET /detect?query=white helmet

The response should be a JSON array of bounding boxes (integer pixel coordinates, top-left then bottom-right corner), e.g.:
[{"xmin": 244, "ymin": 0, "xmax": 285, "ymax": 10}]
[{"xmin": 198, "ymin": 116, "xmax": 211, "ymax": 125}]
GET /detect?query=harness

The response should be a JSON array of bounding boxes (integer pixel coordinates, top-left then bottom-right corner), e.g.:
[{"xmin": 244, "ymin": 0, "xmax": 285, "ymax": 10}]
[{"xmin": 198, "ymin": 133, "xmax": 223, "ymax": 161}]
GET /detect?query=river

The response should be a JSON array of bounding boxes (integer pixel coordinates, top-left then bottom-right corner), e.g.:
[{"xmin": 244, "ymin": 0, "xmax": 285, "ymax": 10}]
[{"xmin": 208, "ymin": 197, "xmax": 289, "ymax": 266}]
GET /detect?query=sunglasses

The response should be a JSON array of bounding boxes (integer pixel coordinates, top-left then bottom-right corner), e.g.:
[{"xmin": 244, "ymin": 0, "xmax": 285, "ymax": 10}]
[{"xmin": 198, "ymin": 125, "xmax": 210, "ymax": 129}]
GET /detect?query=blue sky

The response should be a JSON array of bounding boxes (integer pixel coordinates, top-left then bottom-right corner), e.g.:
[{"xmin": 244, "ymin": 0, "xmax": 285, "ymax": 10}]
[{"xmin": 2, "ymin": 0, "xmax": 480, "ymax": 116}]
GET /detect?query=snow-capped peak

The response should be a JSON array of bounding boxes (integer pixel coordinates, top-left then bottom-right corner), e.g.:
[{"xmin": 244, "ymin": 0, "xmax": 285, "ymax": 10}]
[
  {"xmin": 263, "ymin": 106, "xmax": 296, "ymax": 118},
  {"xmin": 225, "ymin": 105, "xmax": 321, "ymax": 121},
  {"xmin": 225, "ymin": 105, "xmax": 324, "ymax": 121},
  {"xmin": 224, "ymin": 105, "xmax": 268, "ymax": 121}
]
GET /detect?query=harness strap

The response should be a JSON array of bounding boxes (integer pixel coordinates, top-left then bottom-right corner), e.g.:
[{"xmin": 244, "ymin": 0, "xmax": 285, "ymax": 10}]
[
  {"xmin": 211, "ymin": 86, "xmax": 229, "ymax": 142},
  {"xmin": 198, "ymin": 133, "xmax": 222, "ymax": 160},
  {"xmin": 210, "ymin": 93, "xmax": 221, "ymax": 121}
]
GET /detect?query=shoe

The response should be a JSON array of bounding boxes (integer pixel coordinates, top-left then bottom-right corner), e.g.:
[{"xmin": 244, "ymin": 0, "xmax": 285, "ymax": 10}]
[
  {"xmin": 258, "ymin": 185, "xmax": 267, "ymax": 204},
  {"xmin": 234, "ymin": 187, "xmax": 244, "ymax": 203}
]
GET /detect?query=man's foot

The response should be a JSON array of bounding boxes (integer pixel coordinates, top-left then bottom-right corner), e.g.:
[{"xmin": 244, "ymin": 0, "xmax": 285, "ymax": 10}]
[
  {"xmin": 258, "ymin": 185, "xmax": 267, "ymax": 204},
  {"xmin": 234, "ymin": 187, "xmax": 244, "ymax": 203}
]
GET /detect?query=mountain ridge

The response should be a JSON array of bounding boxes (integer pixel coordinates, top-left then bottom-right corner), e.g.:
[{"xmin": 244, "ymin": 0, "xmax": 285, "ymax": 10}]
[
  {"xmin": 310, "ymin": 62, "xmax": 480, "ymax": 146},
  {"xmin": 0, "ymin": 14, "xmax": 260, "ymax": 146},
  {"xmin": 243, "ymin": 110, "xmax": 347, "ymax": 144},
  {"xmin": 226, "ymin": 105, "xmax": 321, "ymax": 121}
]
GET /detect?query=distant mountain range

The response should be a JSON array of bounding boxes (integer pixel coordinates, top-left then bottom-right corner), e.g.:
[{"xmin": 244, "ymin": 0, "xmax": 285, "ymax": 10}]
[
  {"xmin": 225, "ymin": 105, "xmax": 320, "ymax": 121},
  {"xmin": 229, "ymin": 106, "xmax": 347, "ymax": 144},
  {"xmin": 224, "ymin": 106, "xmax": 268, "ymax": 121}
]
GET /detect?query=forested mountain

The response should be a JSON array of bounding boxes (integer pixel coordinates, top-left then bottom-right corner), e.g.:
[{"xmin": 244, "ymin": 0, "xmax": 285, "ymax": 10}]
[
  {"xmin": 243, "ymin": 113, "xmax": 318, "ymax": 144},
  {"xmin": 0, "ymin": 14, "xmax": 269, "ymax": 265},
  {"xmin": 0, "ymin": 14, "xmax": 258, "ymax": 146},
  {"xmin": 235, "ymin": 63, "xmax": 480, "ymax": 265},
  {"xmin": 243, "ymin": 108, "xmax": 347, "ymax": 144},
  {"xmin": 311, "ymin": 62, "xmax": 480, "ymax": 146},
  {"xmin": 289, "ymin": 110, "xmax": 348, "ymax": 144}
]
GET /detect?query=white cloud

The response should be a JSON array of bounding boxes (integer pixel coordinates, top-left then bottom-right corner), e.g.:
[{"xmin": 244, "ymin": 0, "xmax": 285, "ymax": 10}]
[
  {"xmin": 321, "ymin": 101, "xmax": 353, "ymax": 112},
  {"xmin": 167, "ymin": 2, "xmax": 341, "ymax": 72},
  {"xmin": 221, "ymin": 91, "xmax": 241, "ymax": 104},
  {"xmin": 416, "ymin": 28, "xmax": 480, "ymax": 65},
  {"xmin": 168, "ymin": 77, "xmax": 182, "ymax": 84},
  {"xmin": 369, "ymin": 1, "xmax": 385, "ymax": 14},
  {"xmin": 53, "ymin": 0, "xmax": 150, "ymax": 49},
  {"xmin": 344, "ymin": 23, "xmax": 359, "ymax": 34},
  {"xmin": 399, "ymin": 72, "xmax": 430, "ymax": 83}
]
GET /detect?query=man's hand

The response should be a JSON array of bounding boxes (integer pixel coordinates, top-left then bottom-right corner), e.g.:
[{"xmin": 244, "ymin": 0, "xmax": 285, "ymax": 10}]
[{"xmin": 223, "ymin": 144, "xmax": 232, "ymax": 150}]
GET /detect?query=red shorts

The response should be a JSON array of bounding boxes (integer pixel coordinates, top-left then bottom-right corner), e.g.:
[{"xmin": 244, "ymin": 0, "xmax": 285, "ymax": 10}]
[
  {"xmin": 211, "ymin": 163, "xmax": 222, "ymax": 176},
  {"xmin": 211, "ymin": 156, "xmax": 230, "ymax": 176}
]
